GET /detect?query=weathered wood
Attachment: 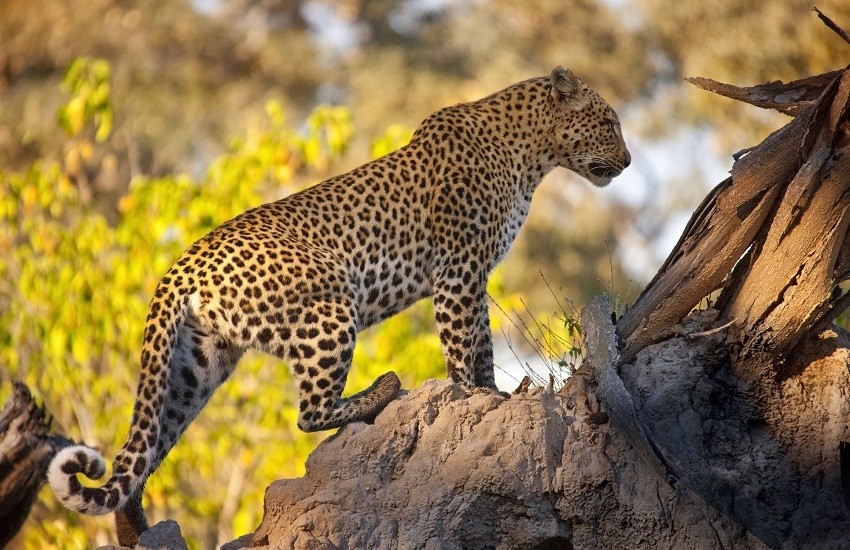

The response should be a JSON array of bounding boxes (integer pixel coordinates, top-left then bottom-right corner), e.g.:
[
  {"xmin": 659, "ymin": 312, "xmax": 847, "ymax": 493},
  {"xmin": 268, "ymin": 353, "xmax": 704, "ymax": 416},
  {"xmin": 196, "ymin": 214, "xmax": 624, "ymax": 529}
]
[
  {"xmin": 618, "ymin": 64, "xmax": 850, "ymax": 366},
  {"xmin": 0, "ymin": 382, "xmax": 72, "ymax": 547},
  {"xmin": 718, "ymin": 68, "xmax": 850, "ymax": 380},
  {"xmin": 615, "ymin": 107, "xmax": 812, "ymax": 362}
]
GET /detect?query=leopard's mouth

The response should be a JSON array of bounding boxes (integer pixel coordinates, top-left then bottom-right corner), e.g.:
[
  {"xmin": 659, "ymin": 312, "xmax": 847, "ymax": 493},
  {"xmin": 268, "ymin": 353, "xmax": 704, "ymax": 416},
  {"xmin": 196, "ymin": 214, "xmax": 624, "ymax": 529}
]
[{"xmin": 587, "ymin": 160, "xmax": 621, "ymax": 180}]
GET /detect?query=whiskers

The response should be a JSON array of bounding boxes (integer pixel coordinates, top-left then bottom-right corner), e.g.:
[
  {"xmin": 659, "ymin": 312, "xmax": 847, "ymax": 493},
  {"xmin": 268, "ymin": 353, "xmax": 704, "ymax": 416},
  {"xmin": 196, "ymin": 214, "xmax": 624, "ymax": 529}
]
[{"xmin": 570, "ymin": 151, "xmax": 624, "ymax": 170}]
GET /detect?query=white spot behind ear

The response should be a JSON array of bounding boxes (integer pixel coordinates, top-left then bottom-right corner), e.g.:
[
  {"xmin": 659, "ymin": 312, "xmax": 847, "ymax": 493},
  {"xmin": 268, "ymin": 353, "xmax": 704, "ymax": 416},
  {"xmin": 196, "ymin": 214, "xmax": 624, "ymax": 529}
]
[{"xmin": 550, "ymin": 66, "xmax": 588, "ymax": 110}]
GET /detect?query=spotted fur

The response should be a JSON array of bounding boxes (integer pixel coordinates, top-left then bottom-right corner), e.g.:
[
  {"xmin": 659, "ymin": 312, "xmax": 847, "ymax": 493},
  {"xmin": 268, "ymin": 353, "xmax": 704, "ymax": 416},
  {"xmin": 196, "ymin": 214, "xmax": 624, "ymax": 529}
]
[{"xmin": 47, "ymin": 66, "xmax": 630, "ymax": 545}]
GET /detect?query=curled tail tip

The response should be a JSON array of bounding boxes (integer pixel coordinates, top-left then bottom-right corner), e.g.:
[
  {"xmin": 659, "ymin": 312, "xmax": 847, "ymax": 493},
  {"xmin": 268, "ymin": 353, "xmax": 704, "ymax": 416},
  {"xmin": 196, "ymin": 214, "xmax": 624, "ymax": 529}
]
[
  {"xmin": 48, "ymin": 445, "xmax": 114, "ymax": 514},
  {"xmin": 49, "ymin": 445, "xmax": 107, "ymax": 481}
]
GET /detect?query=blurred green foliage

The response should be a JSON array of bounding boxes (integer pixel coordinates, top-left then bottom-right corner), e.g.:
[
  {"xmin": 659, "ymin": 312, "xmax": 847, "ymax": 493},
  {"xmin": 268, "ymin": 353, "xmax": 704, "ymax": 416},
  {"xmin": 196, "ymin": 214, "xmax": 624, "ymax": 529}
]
[{"xmin": 0, "ymin": 58, "xmax": 455, "ymax": 548}]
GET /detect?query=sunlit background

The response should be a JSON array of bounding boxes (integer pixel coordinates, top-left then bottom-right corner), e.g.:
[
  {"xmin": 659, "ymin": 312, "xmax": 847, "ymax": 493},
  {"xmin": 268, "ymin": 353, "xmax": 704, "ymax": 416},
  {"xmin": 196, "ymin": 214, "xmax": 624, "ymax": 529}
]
[{"xmin": 2, "ymin": 1, "xmax": 849, "ymax": 547}]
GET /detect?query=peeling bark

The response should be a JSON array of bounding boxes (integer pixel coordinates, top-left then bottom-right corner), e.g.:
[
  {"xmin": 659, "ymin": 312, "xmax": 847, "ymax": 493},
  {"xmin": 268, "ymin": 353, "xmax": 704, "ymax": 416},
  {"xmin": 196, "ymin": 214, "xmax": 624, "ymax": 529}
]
[
  {"xmin": 615, "ymin": 110, "xmax": 806, "ymax": 363},
  {"xmin": 718, "ymin": 69, "xmax": 850, "ymax": 383}
]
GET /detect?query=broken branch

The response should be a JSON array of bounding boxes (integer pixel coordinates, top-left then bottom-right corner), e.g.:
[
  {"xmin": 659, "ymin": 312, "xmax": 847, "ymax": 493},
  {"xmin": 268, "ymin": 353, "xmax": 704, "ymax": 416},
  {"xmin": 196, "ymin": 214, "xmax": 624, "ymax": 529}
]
[{"xmin": 814, "ymin": 7, "xmax": 850, "ymax": 47}]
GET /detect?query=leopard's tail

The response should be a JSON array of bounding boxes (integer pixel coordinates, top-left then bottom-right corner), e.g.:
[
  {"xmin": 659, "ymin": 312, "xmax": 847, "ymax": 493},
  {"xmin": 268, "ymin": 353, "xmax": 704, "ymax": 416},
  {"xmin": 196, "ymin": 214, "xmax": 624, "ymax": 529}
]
[
  {"xmin": 47, "ymin": 287, "xmax": 191, "ymax": 516},
  {"xmin": 47, "ymin": 445, "xmax": 112, "ymax": 514}
]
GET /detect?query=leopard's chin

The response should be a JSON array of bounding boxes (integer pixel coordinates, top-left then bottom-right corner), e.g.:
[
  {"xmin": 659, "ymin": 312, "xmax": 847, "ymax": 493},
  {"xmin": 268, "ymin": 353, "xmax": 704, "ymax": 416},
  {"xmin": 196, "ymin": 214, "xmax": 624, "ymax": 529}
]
[{"xmin": 587, "ymin": 174, "xmax": 614, "ymax": 187}]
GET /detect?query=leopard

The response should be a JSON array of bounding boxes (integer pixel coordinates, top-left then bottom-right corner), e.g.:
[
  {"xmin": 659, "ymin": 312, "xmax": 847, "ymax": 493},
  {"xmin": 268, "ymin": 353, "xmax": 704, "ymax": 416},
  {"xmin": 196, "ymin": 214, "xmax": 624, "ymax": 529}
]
[{"xmin": 48, "ymin": 66, "xmax": 630, "ymax": 546}]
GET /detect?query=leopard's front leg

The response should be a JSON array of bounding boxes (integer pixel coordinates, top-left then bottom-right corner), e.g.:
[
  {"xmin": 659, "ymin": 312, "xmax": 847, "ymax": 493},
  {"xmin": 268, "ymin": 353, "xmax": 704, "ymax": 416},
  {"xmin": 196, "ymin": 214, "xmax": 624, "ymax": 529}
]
[
  {"xmin": 432, "ymin": 274, "xmax": 497, "ymax": 390},
  {"xmin": 473, "ymin": 299, "xmax": 496, "ymax": 388}
]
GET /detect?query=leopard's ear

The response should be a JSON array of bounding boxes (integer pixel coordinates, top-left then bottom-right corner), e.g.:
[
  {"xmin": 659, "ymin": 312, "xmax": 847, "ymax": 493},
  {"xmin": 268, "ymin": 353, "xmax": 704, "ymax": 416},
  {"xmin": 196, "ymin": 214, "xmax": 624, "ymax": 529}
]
[{"xmin": 550, "ymin": 66, "xmax": 588, "ymax": 110}]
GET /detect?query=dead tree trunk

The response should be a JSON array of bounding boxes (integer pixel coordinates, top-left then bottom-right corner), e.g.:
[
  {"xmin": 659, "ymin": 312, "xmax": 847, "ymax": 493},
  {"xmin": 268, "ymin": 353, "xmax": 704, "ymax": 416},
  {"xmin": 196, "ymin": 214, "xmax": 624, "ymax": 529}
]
[
  {"xmin": 715, "ymin": 72, "xmax": 850, "ymax": 377},
  {"xmin": 0, "ymin": 381, "xmax": 73, "ymax": 546},
  {"xmin": 606, "ymin": 9, "xmax": 850, "ymax": 547},
  {"xmin": 615, "ymin": 68, "xmax": 850, "ymax": 365}
]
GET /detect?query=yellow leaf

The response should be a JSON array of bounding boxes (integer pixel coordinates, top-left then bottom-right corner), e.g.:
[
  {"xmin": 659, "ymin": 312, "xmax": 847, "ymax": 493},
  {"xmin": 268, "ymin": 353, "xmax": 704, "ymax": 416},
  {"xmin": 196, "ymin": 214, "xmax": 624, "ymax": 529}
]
[
  {"xmin": 71, "ymin": 335, "xmax": 91, "ymax": 363},
  {"xmin": 49, "ymin": 329, "xmax": 67, "ymax": 359},
  {"xmin": 118, "ymin": 194, "xmax": 136, "ymax": 214},
  {"xmin": 21, "ymin": 185, "xmax": 37, "ymax": 211},
  {"xmin": 63, "ymin": 96, "xmax": 87, "ymax": 135}
]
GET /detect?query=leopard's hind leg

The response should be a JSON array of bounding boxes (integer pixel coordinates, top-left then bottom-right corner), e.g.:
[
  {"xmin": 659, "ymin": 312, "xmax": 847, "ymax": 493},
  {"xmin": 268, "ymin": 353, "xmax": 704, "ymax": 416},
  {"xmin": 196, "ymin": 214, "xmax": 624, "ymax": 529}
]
[
  {"xmin": 114, "ymin": 308, "xmax": 243, "ymax": 546},
  {"xmin": 280, "ymin": 295, "xmax": 400, "ymax": 432},
  {"xmin": 114, "ymin": 490, "xmax": 147, "ymax": 547}
]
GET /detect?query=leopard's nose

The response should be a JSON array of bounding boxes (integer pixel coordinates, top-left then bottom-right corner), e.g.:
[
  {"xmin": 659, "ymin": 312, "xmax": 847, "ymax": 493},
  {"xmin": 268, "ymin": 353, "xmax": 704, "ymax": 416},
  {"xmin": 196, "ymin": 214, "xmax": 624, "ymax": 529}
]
[{"xmin": 623, "ymin": 149, "xmax": 632, "ymax": 169}]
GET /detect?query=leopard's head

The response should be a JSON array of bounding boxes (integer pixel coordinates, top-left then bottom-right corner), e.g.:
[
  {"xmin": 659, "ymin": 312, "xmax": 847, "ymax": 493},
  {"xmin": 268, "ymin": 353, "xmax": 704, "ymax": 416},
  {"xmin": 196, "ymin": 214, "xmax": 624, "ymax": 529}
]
[{"xmin": 545, "ymin": 66, "xmax": 630, "ymax": 187}]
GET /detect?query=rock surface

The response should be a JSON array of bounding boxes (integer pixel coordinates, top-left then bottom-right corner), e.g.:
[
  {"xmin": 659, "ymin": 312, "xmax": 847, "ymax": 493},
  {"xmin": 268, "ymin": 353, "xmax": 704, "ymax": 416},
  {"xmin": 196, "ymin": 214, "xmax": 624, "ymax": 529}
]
[
  {"xmin": 621, "ymin": 311, "xmax": 850, "ymax": 548},
  {"xmin": 96, "ymin": 520, "xmax": 188, "ymax": 550},
  {"xmin": 221, "ymin": 309, "xmax": 850, "ymax": 550},
  {"xmin": 226, "ymin": 377, "xmax": 751, "ymax": 549}
]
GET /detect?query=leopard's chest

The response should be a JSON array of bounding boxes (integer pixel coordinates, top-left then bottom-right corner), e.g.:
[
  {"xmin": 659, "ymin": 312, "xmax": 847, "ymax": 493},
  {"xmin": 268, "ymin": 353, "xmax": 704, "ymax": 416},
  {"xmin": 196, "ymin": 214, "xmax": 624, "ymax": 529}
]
[{"xmin": 494, "ymin": 189, "xmax": 533, "ymax": 264}]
